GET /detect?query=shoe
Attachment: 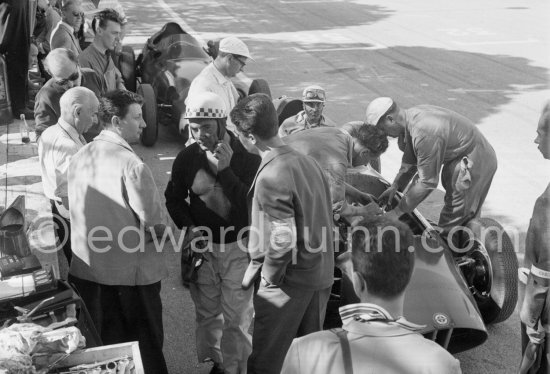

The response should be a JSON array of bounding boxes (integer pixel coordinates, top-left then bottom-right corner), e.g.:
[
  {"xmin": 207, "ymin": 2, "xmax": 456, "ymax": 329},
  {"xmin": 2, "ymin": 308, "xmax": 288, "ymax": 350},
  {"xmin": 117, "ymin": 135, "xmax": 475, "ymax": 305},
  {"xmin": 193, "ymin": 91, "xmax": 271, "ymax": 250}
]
[{"xmin": 209, "ymin": 363, "xmax": 226, "ymax": 374}]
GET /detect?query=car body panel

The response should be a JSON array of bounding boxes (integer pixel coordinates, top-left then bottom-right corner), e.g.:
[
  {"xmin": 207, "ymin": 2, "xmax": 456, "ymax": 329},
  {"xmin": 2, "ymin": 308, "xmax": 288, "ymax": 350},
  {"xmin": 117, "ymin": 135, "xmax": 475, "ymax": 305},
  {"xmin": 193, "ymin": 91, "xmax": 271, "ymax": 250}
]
[{"xmin": 345, "ymin": 167, "xmax": 488, "ymax": 353}]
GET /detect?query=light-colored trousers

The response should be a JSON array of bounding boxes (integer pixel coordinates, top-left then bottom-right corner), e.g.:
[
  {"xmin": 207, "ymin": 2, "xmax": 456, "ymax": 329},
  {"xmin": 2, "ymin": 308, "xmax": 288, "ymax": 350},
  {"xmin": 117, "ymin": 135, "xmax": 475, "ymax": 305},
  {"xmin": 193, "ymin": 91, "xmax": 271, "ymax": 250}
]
[{"xmin": 189, "ymin": 240, "xmax": 253, "ymax": 374}]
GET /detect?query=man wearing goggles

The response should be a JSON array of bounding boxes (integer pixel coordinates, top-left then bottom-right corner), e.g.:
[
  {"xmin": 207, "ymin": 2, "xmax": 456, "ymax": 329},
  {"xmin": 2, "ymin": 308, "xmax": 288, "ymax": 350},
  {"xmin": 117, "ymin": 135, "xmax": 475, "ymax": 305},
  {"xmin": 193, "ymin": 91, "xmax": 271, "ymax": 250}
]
[{"xmin": 279, "ymin": 85, "xmax": 333, "ymax": 137}]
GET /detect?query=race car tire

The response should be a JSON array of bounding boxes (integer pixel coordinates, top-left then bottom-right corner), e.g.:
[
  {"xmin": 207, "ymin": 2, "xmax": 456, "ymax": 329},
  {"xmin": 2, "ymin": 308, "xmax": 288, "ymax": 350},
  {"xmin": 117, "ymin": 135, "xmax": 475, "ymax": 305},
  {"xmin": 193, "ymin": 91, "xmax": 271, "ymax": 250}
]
[
  {"xmin": 465, "ymin": 217, "xmax": 518, "ymax": 324},
  {"xmin": 248, "ymin": 79, "xmax": 272, "ymax": 98},
  {"xmin": 119, "ymin": 45, "xmax": 136, "ymax": 92},
  {"xmin": 138, "ymin": 84, "xmax": 158, "ymax": 146}
]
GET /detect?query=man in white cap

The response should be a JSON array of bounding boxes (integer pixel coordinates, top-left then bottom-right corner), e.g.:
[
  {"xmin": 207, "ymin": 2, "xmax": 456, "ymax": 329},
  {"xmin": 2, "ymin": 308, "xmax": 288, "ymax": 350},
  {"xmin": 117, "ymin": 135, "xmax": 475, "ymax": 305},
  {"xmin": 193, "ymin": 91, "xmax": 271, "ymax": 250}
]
[
  {"xmin": 278, "ymin": 84, "xmax": 332, "ymax": 137},
  {"xmin": 187, "ymin": 36, "xmax": 252, "ymax": 133},
  {"xmin": 366, "ymin": 97, "xmax": 497, "ymax": 234}
]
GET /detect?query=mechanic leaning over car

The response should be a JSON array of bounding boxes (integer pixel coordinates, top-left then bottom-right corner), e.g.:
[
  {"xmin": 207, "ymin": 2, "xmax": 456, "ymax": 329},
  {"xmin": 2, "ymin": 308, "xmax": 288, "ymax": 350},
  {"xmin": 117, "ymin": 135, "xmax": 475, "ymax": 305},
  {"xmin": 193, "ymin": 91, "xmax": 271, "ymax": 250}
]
[
  {"xmin": 368, "ymin": 97, "xmax": 497, "ymax": 235},
  {"xmin": 519, "ymin": 101, "xmax": 550, "ymax": 374},
  {"xmin": 282, "ymin": 125, "xmax": 387, "ymax": 220},
  {"xmin": 281, "ymin": 216, "xmax": 462, "ymax": 374},
  {"xmin": 278, "ymin": 85, "xmax": 333, "ymax": 137},
  {"xmin": 164, "ymin": 92, "xmax": 261, "ymax": 374},
  {"xmin": 186, "ymin": 36, "xmax": 251, "ymax": 135},
  {"xmin": 78, "ymin": 8, "xmax": 126, "ymax": 91}
]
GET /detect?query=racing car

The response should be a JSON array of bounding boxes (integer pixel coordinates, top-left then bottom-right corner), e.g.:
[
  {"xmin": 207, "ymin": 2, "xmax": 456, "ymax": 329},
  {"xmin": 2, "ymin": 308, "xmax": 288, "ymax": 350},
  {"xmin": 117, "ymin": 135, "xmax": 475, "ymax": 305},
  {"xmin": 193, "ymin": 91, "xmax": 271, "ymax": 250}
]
[
  {"xmin": 326, "ymin": 167, "xmax": 518, "ymax": 354},
  {"xmin": 117, "ymin": 22, "xmax": 271, "ymax": 146},
  {"xmin": 274, "ymin": 100, "xmax": 519, "ymax": 353}
]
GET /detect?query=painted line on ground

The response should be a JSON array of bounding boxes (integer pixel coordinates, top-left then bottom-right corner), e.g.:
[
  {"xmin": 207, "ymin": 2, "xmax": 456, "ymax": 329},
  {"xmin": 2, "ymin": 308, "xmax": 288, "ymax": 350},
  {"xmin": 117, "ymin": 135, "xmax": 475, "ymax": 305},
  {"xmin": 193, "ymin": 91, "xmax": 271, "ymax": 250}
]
[
  {"xmin": 292, "ymin": 45, "xmax": 386, "ymax": 52},
  {"xmin": 452, "ymin": 38, "xmax": 538, "ymax": 46},
  {"xmin": 155, "ymin": 0, "xmax": 206, "ymax": 46}
]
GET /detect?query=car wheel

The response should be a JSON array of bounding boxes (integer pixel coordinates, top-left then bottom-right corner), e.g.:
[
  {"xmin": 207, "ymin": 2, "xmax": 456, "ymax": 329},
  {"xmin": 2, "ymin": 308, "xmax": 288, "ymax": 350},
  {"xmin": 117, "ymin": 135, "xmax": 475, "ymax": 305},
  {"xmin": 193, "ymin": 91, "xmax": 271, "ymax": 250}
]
[
  {"xmin": 461, "ymin": 217, "xmax": 518, "ymax": 324},
  {"xmin": 119, "ymin": 45, "xmax": 136, "ymax": 92},
  {"xmin": 248, "ymin": 79, "xmax": 272, "ymax": 98},
  {"xmin": 138, "ymin": 84, "xmax": 158, "ymax": 147}
]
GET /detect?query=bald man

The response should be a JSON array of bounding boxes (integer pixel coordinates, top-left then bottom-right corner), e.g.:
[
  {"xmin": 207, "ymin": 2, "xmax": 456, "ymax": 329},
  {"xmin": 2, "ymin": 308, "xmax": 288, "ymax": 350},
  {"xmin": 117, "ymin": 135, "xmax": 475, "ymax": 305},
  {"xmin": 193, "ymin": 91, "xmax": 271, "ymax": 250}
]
[
  {"xmin": 34, "ymin": 48, "xmax": 105, "ymax": 139},
  {"xmin": 38, "ymin": 86, "xmax": 99, "ymax": 266}
]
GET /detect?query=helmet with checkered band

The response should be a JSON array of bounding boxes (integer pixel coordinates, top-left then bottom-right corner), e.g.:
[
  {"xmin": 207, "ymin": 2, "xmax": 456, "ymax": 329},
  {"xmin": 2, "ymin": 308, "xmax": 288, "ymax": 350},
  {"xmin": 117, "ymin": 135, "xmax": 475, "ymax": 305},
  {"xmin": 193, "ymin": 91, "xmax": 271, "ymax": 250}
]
[{"xmin": 184, "ymin": 92, "xmax": 227, "ymax": 119}]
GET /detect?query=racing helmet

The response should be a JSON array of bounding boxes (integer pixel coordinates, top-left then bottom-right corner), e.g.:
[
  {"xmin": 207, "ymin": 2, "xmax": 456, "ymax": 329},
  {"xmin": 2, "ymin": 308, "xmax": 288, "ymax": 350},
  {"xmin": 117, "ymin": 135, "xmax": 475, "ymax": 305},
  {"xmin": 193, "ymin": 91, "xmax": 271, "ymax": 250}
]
[{"xmin": 184, "ymin": 92, "xmax": 227, "ymax": 119}]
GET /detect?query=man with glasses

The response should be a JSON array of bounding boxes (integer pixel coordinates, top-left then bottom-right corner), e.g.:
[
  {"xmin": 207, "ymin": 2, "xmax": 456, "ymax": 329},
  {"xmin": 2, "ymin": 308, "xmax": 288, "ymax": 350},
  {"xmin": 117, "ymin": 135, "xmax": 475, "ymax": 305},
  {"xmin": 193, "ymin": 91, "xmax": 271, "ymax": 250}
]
[
  {"xmin": 279, "ymin": 85, "xmax": 333, "ymax": 137},
  {"xmin": 50, "ymin": 0, "xmax": 83, "ymax": 56},
  {"xmin": 34, "ymin": 48, "xmax": 105, "ymax": 139},
  {"xmin": 187, "ymin": 36, "xmax": 252, "ymax": 134}
]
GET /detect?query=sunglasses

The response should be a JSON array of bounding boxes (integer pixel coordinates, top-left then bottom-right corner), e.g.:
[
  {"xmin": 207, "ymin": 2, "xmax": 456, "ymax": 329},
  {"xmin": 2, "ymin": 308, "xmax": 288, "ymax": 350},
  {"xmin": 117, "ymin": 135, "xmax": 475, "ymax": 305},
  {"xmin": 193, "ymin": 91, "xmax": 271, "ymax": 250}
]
[
  {"xmin": 233, "ymin": 55, "xmax": 246, "ymax": 68},
  {"xmin": 57, "ymin": 68, "xmax": 80, "ymax": 85}
]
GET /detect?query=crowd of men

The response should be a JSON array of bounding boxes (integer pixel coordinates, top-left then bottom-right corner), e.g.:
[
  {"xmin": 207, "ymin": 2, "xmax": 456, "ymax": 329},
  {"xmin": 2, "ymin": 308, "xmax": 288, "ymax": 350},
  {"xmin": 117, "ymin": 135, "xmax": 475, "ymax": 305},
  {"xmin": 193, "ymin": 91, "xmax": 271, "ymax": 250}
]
[{"xmin": 1, "ymin": 0, "xmax": 548, "ymax": 373}]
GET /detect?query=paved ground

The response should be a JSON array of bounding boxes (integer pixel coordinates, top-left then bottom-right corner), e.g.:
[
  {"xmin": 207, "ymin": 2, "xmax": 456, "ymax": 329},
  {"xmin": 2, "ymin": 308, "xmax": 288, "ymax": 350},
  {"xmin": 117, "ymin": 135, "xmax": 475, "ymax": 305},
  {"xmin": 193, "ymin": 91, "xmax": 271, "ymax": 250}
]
[
  {"xmin": 1, "ymin": 0, "xmax": 547, "ymax": 373},
  {"xmin": 121, "ymin": 0, "xmax": 549, "ymax": 373}
]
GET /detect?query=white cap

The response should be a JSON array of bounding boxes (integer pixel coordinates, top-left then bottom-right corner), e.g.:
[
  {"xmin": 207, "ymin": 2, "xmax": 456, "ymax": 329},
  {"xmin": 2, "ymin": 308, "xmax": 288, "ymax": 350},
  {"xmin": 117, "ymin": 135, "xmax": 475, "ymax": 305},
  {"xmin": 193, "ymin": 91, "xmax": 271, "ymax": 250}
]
[
  {"xmin": 219, "ymin": 36, "xmax": 252, "ymax": 60},
  {"xmin": 185, "ymin": 92, "xmax": 227, "ymax": 119},
  {"xmin": 365, "ymin": 97, "xmax": 394, "ymax": 126}
]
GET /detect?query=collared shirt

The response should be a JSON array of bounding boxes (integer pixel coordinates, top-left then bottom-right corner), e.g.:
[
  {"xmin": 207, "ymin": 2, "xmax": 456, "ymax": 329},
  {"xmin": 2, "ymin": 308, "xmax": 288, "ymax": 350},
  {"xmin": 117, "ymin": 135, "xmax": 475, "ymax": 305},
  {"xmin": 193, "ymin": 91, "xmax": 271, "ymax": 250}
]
[
  {"xmin": 165, "ymin": 131, "xmax": 260, "ymax": 243},
  {"xmin": 81, "ymin": 0, "xmax": 126, "ymax": 43},
  {"xmin": 79, "ymin": 43, "xmax": 123, "ymax": 91},
  {"xmin": 34, "ymin": 69, "xmax": 105, "ymax": 138},
  {"xmin": 281, "ymin": 302, "xmax": 462, "ymax": 374},
  {"xmin": 187, "ymin": 63, "xmax": 239, "ymax": 132},
  {"xmin": 68, "ymin": 129, "xmax": 168, "ymax": 286},
  {"xmin": 278, "ymin": 110, "xmax": 332, "ymax": 137},
  {"xmin": 38, "ymin": 118, "xmax": 86, "ymax": 202},
  {"xmin": 50, "ymin": 21, "xmax": 82, "ymax": 55}
]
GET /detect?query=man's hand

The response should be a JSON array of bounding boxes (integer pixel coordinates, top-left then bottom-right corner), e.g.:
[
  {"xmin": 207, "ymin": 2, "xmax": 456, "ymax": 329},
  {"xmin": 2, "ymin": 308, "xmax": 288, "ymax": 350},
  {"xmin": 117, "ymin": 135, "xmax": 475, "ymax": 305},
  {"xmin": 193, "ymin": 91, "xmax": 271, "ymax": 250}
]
[
  {"xmin": 356, "ymin": 192, "xmax": 377, "ymax": 205},
  {"xmin": 214, "ymin": 142, "xmax": 233, "ymax": 171},
  {"xmin": 379, "ymin": 185, "xmax": 398, "ymax": 209}
]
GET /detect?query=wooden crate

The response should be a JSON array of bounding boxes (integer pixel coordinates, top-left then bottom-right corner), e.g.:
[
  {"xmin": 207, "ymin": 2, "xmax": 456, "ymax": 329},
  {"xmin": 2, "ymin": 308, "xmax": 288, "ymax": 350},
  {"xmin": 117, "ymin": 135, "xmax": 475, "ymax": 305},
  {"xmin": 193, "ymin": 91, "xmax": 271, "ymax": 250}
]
[{"xmin": 54, "ymin": 341, "xmax": 144, "ymax": 373}]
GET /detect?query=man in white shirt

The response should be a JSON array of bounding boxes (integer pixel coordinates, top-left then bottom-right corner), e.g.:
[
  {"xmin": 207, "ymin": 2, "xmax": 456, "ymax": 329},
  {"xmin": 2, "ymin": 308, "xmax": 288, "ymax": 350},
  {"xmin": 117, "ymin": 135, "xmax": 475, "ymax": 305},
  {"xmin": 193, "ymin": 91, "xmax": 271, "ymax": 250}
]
[
  {"xmin": 186, "ymin": 36, "xmax": 252, "ymax": 134},
  {"xmin": 37, "ymin": 86, "xmax": 99, "ymax": 266},
  {"xmin": 281, "ymin": 216, "xmax": 462, "ymax": 374}
]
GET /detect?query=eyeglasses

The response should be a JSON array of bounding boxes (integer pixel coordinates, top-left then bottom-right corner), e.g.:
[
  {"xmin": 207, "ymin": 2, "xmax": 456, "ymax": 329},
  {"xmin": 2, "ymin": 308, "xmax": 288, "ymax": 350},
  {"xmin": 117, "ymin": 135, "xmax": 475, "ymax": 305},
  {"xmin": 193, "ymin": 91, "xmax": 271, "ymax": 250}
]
[
  {"xmin": 233, "ymin": 55, "xmax": 246, "ymax": 68},
  {"xmin": 56, "ymin": 68, "xmax": 81, "ymax": 85}
]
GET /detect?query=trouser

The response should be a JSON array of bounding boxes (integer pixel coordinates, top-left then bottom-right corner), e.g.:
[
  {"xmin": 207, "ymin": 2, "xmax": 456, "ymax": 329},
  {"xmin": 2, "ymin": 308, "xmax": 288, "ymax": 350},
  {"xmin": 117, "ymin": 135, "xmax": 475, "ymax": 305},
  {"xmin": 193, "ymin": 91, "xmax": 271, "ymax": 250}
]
[
  {"xmin": 248, "ymin": 283, "xmax": 331, "ymax": 374},
  {"xmin": 68, "ymin": 275, "xmax": 168, "ymax": 374},
  {"xmin": 439, "ymin": 141, "xmax": 497, "ymax": 231},
  {"xmin": 3, "ymin": 0, "xmax": 29, "ymax": 114},
  {"xmin": 189, "ymin": 240, "xmax": 253, "ymax": 374},
  {"xmin": 50, "ymin": 200, "xmax": 71, "ymax": 265}
]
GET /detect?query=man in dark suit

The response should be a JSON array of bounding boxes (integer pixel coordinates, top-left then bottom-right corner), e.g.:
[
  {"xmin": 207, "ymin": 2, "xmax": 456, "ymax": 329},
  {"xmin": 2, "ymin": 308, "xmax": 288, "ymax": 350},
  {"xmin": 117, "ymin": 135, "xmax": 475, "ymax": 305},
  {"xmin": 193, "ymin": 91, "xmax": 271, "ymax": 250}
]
[
  {"xmin": 0, "ymin": 0, "xmax": 31, "ymax": 118},
  {"xmin": 230, "ymin": 93, "xmax": 334, "ymax": 374},
  {"xmin": 50, "ymin": 0, "xmax": 83, "ymax": 56}
]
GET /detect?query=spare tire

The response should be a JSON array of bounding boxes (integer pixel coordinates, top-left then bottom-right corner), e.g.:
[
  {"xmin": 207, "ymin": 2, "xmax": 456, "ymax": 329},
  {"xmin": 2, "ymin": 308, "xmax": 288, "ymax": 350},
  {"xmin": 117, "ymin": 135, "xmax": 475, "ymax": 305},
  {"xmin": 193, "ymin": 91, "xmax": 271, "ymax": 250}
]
[
  {"xmin": 118, "ymin": 45, "xmax": 136, "ymax": 92},
  {"xmin": 463, "ymin": 217, "xmax": 518, "ymax": 324},
  {"xmin": 138, "ymin": 84, "xmax": 158, "ymax": 146},
  {"xmin": 248, "ymin": 79, "xmax": 272, "ymax": 98}
]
